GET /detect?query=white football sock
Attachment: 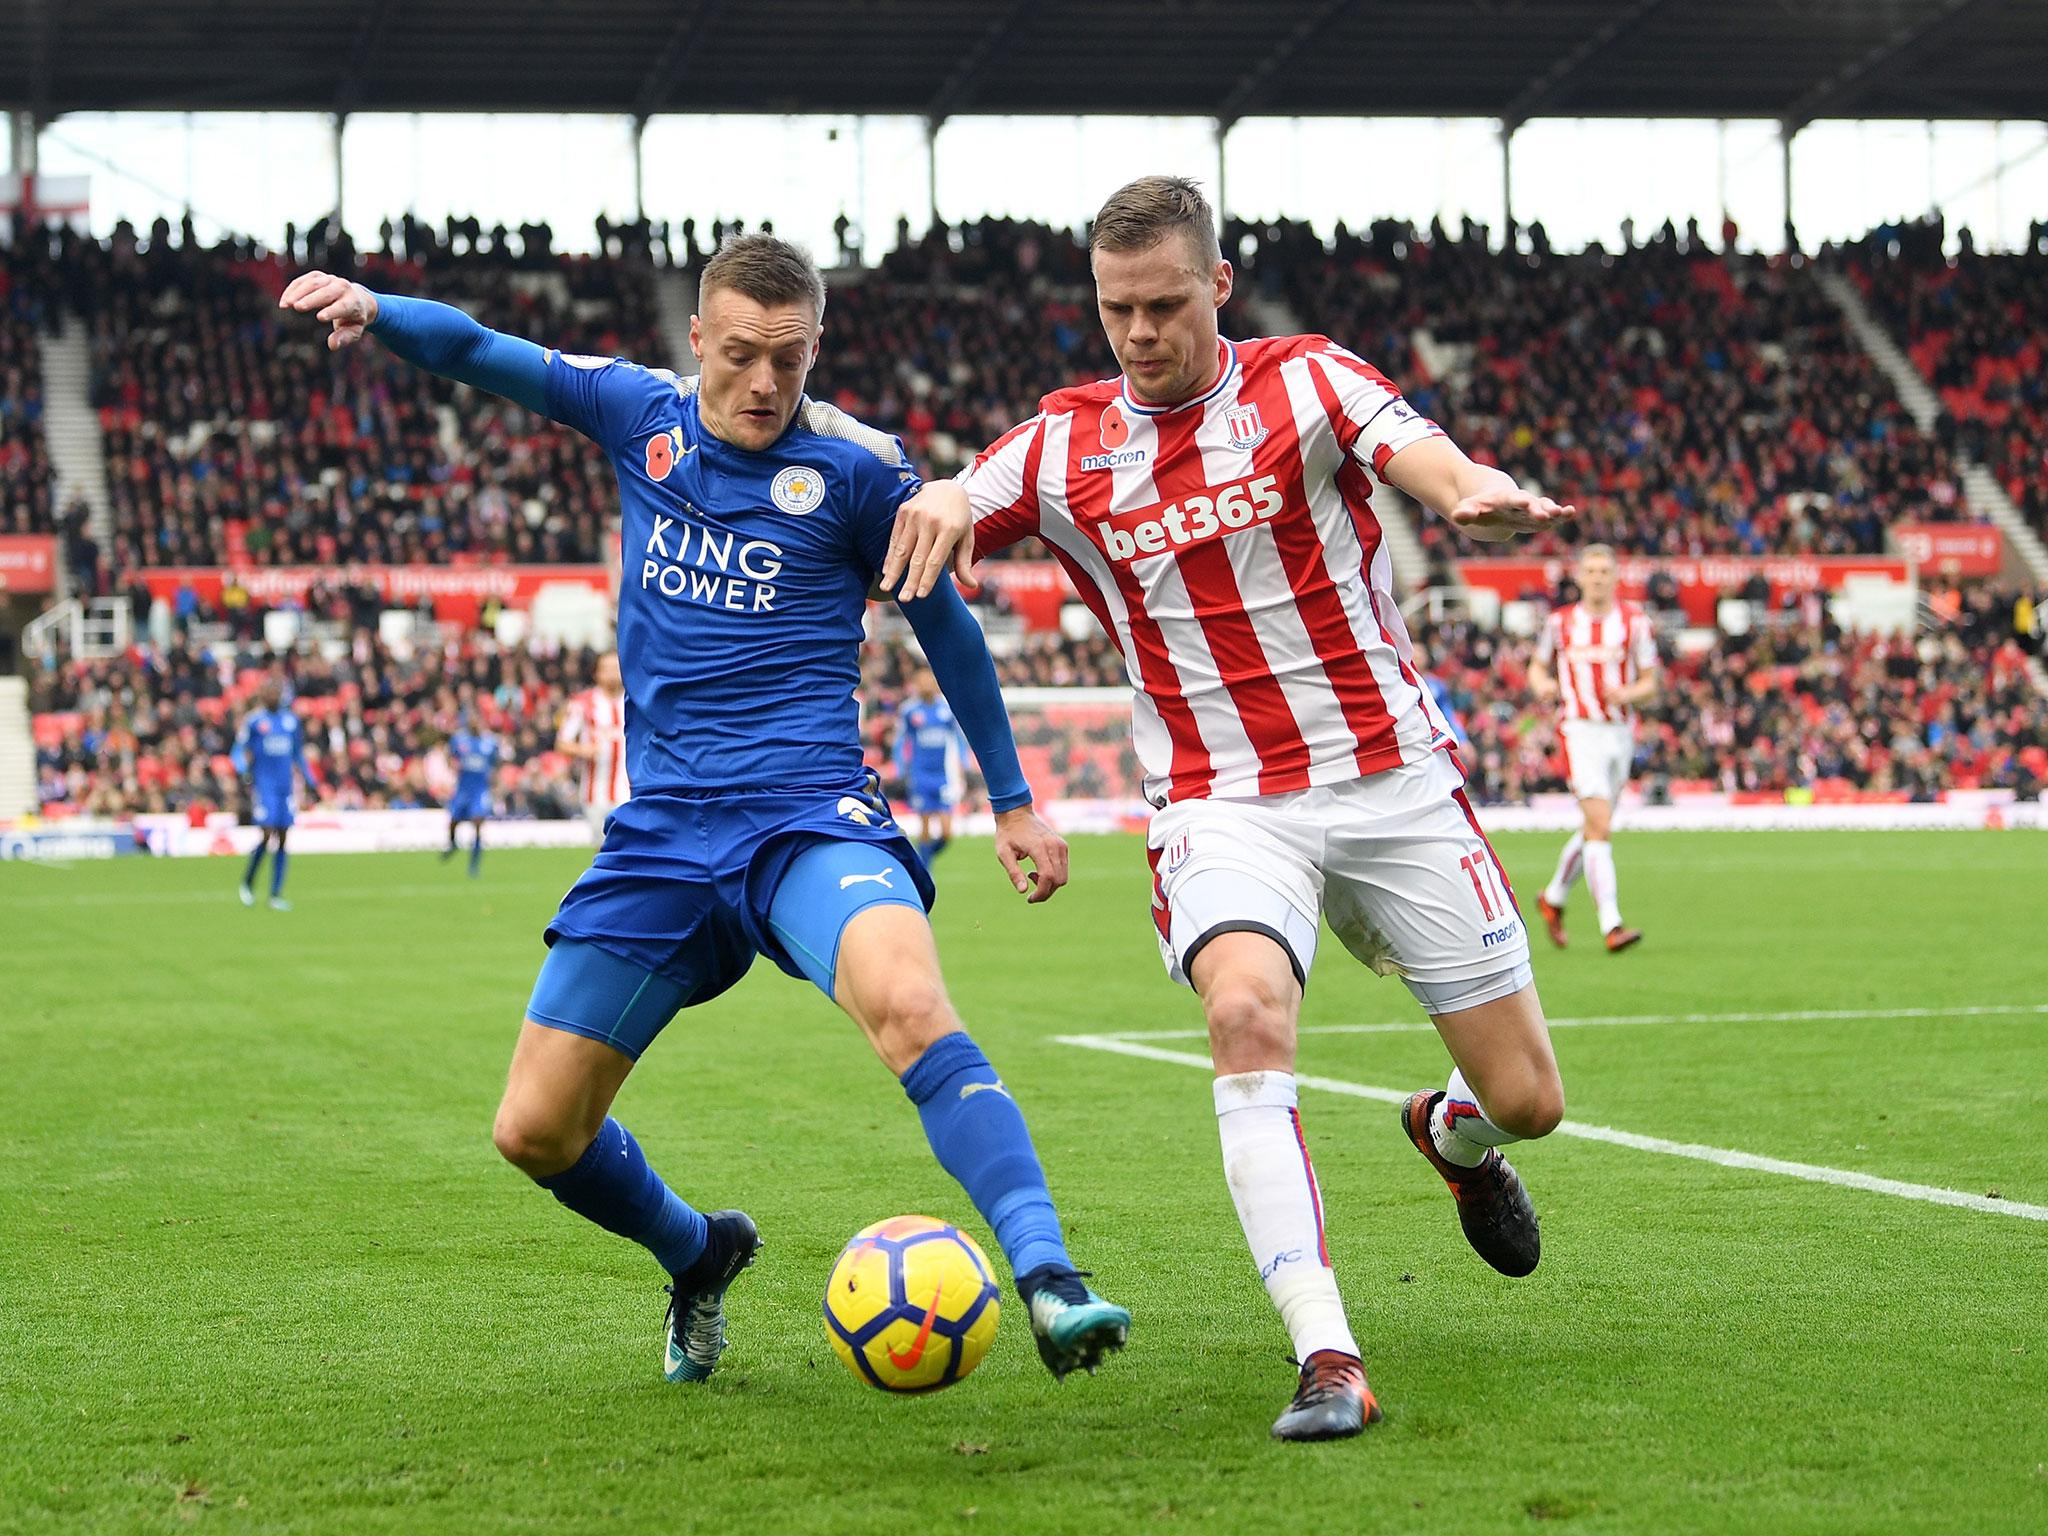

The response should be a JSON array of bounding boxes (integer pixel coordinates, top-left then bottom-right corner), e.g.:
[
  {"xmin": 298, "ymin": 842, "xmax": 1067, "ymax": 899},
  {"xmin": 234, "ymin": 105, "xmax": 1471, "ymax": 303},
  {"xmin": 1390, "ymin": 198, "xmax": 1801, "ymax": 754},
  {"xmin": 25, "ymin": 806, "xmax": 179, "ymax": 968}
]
[
  {"xmin": 1213, "ymin": 1072, "xmax": 1358, "ymax": 1361},
  {"xmin": 1429, "ymin": 1068, "xmax": 1523, "ymax": 1168},
  {"xmin": 1542, "ymin": 831, "xmax": 1585, "ymax": 908},
  {"xmin": 1583, "ymin": 838, "xmax": 1622, "ymax": 934}
]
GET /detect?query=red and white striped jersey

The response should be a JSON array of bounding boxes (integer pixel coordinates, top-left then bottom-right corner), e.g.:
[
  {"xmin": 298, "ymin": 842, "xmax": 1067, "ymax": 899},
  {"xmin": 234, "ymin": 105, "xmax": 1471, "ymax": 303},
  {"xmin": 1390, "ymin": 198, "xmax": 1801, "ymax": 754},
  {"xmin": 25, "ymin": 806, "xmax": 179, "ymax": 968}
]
[
  {"xmin": 559, "ymin": 687, "xmax": 630, "ymax": 806},
  {"xmin": 1534, "ymin": 602, "xmax": 1658, "ymax": 724},
  {"xmin": 961, "ymin": 334, "xmax": 1453, "ymax": 805}
]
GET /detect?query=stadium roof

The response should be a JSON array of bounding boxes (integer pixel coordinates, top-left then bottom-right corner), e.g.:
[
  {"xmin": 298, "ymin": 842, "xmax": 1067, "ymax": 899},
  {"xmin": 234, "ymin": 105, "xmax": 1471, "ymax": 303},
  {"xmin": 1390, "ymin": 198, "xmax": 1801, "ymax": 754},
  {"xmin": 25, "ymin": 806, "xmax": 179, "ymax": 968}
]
[{"xmin": 5, "ymin": 0, "xmax": 2045, "ymax": 127}]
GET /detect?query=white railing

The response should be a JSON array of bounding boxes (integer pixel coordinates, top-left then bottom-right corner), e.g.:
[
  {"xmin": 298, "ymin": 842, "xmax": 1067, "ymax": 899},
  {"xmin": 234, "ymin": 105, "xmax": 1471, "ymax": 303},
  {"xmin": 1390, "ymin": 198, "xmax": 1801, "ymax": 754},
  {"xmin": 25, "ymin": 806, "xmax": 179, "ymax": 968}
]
[{"xmin": 20, "ymin": 597, "xmax": 131, "ymax": 663}]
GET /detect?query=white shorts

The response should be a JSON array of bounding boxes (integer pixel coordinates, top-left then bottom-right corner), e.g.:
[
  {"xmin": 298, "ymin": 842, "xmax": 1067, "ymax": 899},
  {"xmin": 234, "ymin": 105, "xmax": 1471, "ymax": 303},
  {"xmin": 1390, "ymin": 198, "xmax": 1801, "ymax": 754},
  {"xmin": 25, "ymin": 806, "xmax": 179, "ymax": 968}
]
[
  {"xmin": 1145, "ymin": 749, "xmax": 1533, "ymax": 1015},
  {"xmin": 1558, "ymin": 720, "xmax": 1633, "ymax": 803}
]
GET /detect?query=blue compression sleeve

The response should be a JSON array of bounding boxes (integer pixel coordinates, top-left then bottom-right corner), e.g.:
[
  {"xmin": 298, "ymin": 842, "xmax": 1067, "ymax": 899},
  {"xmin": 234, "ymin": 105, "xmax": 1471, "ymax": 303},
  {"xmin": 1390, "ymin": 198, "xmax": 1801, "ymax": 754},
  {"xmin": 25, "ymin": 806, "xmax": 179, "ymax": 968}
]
[
  {"xmin": 899, "ymin": 585, "xmax": 1031, "ymax": 813},
  {"xmin": 366, "ymin": 293, "xmax": 549, "ymax": 415}
]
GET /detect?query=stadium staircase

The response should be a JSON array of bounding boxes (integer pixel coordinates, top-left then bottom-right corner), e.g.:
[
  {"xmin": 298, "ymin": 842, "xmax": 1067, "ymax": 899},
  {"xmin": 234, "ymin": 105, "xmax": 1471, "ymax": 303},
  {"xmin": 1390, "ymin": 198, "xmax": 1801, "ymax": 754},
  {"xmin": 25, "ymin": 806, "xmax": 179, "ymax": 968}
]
[
  {"xmin": 1238, "ymin": 288, "xmax": 1432, "ymax": 594},
  {"xmin": 654, "ymin": 266, "xmax": 700, "ymax": 376},
  {"xmin": 37, "ymin": 318, "xmax": 115, "ymax": 574},
  {"xmin": 0, "ymin": 676, "xmax": 36, "ymax": 818},
  {"xmin": 1815, "ymin": 269, "xmax": 2048, "ymax": 587}
]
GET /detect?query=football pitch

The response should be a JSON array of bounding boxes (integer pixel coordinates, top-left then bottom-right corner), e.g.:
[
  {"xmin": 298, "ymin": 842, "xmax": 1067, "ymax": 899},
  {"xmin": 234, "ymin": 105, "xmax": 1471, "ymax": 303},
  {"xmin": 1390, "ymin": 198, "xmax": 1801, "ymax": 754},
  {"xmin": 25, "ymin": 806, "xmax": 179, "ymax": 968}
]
[{"xmin": 5, "ymin": 830, "xmax": 2045, "ymax": 1535}]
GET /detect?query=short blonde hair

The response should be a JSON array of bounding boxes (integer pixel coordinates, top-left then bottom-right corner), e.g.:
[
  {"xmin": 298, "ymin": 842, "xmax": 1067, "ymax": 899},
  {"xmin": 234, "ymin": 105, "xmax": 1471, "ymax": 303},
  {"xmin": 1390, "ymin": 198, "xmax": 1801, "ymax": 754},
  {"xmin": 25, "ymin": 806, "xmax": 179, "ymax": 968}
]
[
  {"xmin": 1579, "ymin": 543, "xmax": 1617, "ymax": 566},
  {"xmin": 1090, "ymin": 175, "xmax": 1222, "ymax": 268}
]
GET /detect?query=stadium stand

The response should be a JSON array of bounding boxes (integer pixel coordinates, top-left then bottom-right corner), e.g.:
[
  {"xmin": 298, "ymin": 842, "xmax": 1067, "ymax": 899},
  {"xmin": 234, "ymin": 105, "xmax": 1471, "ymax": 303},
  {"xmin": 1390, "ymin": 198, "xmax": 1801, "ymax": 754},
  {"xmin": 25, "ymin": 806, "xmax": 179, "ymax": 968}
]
[
  {"xmin": 28, "ymin": 597, "xmax": 602, "ymax": 819},
  {"xmin": 0, "ymin": 238, "xmax": 56, "ymax": 542},
  {"xmin": 26, "ymin": 221, "xmax": 661, "ymax": 571},
  {"xmin": 13, "ymin": 216, "xmax": 2044, "ymax": 818},
  {"xmin": 1841, "ymin": 232, "xmax": 2048, "ymax": 548},
  {"xmin": 1418, "ymin": 581, "xmax": 2047, "ymax": 805}
]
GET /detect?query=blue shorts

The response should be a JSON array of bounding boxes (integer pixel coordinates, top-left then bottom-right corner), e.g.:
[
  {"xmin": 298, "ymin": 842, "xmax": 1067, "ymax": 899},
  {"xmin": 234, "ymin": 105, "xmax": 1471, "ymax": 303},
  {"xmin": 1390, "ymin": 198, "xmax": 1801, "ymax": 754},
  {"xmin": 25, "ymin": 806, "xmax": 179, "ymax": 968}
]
[
  {"xmin": 448, "ymin": 790, "xmax": 492, "ymax": 823},
  {"xmin": 526, "ymin": 784, "xmax": 934, "ymax": 1059},
  {"xmin": 906, "ymin": 780, "xmax": 953, "ymax": 816},
  {"xmin": 254, "ymin": 793, "xmax": 295, "ymax": 830}
]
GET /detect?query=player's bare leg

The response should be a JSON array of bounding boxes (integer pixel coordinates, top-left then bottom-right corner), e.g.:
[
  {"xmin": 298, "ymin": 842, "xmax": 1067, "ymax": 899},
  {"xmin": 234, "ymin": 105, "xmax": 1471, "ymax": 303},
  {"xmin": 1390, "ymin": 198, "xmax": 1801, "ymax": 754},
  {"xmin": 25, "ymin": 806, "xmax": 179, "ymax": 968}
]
[
  {"xmin": 494, "ymin": 1014, "xmax": 758, "ymax": 1384},
  {"xmin": 831, "ymin": 904, "xmax": 1129, "ymax": 1378},
  {"xmin": 1575, "ymin": 797, "xmax": 1640, "ymax": 951},
  {"xmin": 1192, "ymin": 932, "xmax": 1380, "ymax": 1441},
  {"xmin": 1401, "ymin": 983, "xmax": 1562, "ymax": 1277}
]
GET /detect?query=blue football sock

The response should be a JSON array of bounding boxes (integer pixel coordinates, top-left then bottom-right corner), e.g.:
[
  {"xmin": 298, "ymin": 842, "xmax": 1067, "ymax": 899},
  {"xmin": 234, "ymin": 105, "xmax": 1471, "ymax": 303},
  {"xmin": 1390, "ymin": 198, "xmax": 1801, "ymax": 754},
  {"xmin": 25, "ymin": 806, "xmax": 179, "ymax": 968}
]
[
  {"xmin": 901, "ymin": 1031, "xmax": 1071, "ymax": 1279},
  {"xmin": 534, "ymin": 1117, "xmax": 708, "ymax": 1276},
  {"xmin": 929, "ymin": 835, "xmax": 950, "ymax": 860},
  {"xmin": 468, "ymin": 829, "xmax": 483, "ymax": 877},
  {"xmin": 270, "ymin": 847, "xmax": 288, "ymax": 897},
  {"xmin": 242, "ymin": 843, "xmax": 266, "ymax": 887}
]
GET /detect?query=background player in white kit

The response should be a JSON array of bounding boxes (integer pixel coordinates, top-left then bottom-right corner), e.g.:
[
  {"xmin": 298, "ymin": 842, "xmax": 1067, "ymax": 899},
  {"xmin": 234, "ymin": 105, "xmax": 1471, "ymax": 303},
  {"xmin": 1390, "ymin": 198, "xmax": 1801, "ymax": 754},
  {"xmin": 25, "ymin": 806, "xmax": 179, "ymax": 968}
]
[
  {"xmin": 1528, "ymin": 545, "xmax": 1659, "ymax": 952},
  {"xmin": 955, "ymin": 177, "xmax": 1573, "ymax": 1441},
  {"xmin": 556, "ymin": 651, "xmax": 631, "ymax": 836}
]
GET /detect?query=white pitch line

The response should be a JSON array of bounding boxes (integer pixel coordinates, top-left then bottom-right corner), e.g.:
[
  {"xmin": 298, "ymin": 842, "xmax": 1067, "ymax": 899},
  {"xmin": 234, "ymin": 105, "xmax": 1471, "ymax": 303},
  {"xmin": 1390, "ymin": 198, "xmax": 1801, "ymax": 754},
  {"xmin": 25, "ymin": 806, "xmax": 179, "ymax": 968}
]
[
  {"xmin": 1095, "ymin": 1002, "xmax": 2048, "ymax": 1042},
  {"xmin": 1054, "ymin": 1034, "xmax": 2048, "ymax": 1224}
]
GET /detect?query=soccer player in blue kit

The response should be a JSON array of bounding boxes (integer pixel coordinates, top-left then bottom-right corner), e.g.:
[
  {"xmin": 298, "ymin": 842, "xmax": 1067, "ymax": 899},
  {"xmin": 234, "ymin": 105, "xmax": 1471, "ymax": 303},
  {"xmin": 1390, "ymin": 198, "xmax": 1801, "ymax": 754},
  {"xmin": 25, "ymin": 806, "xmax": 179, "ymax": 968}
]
[
  {"xmin": 442, "ymin": 718, "xmax": 500, "ymax": 878},
  {"xmin": 895, "ymin": 668, "xmax": 966, "ymax": 863},
  {"xmin": 280, "ymin": 236, "xmax": 1130, "ymax": 1385},
  {"xmin": 232, "ymin": 678, "xmax": 315, "ymax": 911}
]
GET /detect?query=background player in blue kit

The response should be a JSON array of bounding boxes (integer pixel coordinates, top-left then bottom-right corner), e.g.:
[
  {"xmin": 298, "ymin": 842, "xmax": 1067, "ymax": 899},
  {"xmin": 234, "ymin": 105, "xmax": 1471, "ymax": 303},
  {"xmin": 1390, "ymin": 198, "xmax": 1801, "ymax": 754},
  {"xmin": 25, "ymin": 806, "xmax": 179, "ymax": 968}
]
[
  {"xmin": 895, "ymin": 667, "xmax": 967, "ymax": 863},
  {"xmin": 280, "ymin": 236, "xmax": 1129, "ymax": 1387},
  {"xmin": 231, "ymin": 678, "xmax": 315, "ymax": 911},
  {"xmin": 442, "ymin": 718, "xmax": 501, "ymax": 877}
]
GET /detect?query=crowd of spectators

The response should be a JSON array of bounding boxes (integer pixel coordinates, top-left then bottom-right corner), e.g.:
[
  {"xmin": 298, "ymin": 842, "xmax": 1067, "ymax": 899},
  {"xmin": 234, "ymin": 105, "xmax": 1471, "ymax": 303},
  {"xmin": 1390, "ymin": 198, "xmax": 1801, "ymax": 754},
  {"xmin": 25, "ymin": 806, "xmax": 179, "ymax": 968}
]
[
  {"xmin": 1842, "ymin": 234, "xmax": 2048, "ymax": 547},
  {"xmin": 1423, "ymin": 582, "xmax": 2046, "ymax": 805},
  {"xmin": 0, "ymin": 238, "xmax": 55, "ymax": 540},
  {"xmin": 14, "ymin": 211, "xmax": 2047, "ymax": 818},
  {"xmin": 29, "ymin": 617, "xmax": 607, "ymax": 820},
  {"xmin": 8, "ymin": 217, "xmax": 663, "ymax": 577}
]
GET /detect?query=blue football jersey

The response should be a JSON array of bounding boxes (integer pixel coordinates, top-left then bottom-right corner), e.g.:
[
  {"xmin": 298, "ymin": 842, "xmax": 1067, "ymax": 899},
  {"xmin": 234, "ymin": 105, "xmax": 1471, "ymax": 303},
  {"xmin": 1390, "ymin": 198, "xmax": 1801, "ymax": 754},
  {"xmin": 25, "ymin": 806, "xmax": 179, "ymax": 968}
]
[
  {"xmin": 542, "ymin": 355, "xmax": 920, "ymax": 794},
  {"xmin": 897, "ymin": 700, "xmax": 964, "ymax": 787},
  {"xmin": 235, "ymin": 708, "xmax": 308, "ymax": 799},
  {"xmin": 452, "ymin": 731, "xmax": 500, "ymax": 794}
]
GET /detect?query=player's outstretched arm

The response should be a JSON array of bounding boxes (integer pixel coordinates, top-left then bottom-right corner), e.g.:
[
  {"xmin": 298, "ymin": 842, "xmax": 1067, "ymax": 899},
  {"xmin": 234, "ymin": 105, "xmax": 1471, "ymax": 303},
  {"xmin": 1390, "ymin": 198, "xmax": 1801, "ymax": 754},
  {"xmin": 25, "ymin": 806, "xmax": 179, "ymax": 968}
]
[
  {"xmin": 1384, "ymin": 436, "xmax": 1574, "ymax": 543},
  {"xmin": 899, "ymin": 584, "xmax": 1068, "ymax": 903},
  {"xmin": 278, "ymin": 273, "xmax": 548, "ymax": 415}
]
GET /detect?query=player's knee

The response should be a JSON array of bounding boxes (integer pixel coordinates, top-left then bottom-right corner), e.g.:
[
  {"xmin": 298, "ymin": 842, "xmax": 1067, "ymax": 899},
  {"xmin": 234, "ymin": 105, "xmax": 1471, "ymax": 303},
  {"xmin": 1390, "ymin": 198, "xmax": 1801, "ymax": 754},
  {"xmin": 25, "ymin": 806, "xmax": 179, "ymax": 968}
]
[
  {"xmin": 1203, "ymin": 975, "xmax": 1293, "ymax": 1063},
  {"xmin": 864, "ymin": 975, "xmax": 958, "ymax": 1061},
  {"xmin": 492, "ymin": 1103, "xmax": 586, "ymax": 1178},
  {"xmin": 1488, "ymin": 1075, "xmax": 1565, "ymax": 1140}
]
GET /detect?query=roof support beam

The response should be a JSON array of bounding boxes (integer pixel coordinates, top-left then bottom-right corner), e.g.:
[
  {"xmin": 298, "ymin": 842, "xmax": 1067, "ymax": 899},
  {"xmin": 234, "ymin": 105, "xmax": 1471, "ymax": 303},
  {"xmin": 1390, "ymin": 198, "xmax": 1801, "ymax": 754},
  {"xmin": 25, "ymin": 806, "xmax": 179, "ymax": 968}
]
[
  {"xmin": 631, "ymin": 0, "xmax": 723, "ymax": 120},
  {"xmin": 1500, "ymin": 0, "xmax": 1673, "ymax": 130},
  {"xmin": 1781, "ymin": 0, "xmax": 2000, "ymax": 131},
  {"xmin": 924, "ymin": 0, "xmax": 1034, "ymax": 124},
  {"xmin": 334, "ymin": 0, "xmax": 397, "ymax": 115},
  {"xmin": 1216, "ymin": 0, "xmax": 1359, "ymax": 130}
]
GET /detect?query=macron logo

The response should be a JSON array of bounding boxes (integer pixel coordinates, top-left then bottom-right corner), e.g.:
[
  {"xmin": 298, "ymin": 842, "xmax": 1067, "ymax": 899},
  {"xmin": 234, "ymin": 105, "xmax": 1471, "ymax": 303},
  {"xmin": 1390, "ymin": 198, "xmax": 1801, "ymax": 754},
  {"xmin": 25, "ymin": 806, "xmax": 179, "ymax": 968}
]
[
  {"xmin": 1080, "ymin": 448, "xmax": 1149, "ymax": 473},
  {"xmin": 840, "ymin": 870, "xmax": 894, "ymax": 891}
]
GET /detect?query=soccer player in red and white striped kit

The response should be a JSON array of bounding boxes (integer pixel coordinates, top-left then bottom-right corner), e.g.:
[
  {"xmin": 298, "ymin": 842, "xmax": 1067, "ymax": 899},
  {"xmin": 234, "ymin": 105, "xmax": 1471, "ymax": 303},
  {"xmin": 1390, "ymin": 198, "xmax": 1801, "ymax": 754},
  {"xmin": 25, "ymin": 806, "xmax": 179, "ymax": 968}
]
[
  {"xmin": 1528, "ymin": 544, "xmax": 1660, "ymax": 952},
  {"xmin": 956, "ymin": 177, "xmax": 1572, "ymax": 1440},
  {"xmin": 556, "ymin": 650, "xmax": 631, "ymax": 837}
]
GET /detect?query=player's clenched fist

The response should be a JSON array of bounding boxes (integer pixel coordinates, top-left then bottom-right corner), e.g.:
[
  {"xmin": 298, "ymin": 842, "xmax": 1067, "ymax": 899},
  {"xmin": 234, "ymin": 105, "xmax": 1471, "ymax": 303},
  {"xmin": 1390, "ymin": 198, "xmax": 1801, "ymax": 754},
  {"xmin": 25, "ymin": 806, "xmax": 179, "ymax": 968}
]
[{"xmin": 278, "ymin": 271, "xmax": 380, "ymax": 351}]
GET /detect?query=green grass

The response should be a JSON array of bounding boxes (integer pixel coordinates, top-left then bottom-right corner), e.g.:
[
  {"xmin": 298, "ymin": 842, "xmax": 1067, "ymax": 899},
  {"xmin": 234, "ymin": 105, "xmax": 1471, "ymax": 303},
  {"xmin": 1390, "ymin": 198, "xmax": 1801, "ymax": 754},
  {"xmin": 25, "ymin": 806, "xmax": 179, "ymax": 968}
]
[{"xmin": 4, "ymin": 831, "xmax": 2046, "ymax": 1535}]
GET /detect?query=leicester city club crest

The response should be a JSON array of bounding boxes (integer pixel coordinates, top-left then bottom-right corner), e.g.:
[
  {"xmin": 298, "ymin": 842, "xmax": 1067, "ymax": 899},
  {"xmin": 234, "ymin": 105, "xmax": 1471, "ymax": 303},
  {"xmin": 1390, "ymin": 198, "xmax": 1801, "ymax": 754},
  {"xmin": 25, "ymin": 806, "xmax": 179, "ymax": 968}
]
[{"xmin": 771, "ymin": 465, "xmax": 827, "ymax": 515}]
